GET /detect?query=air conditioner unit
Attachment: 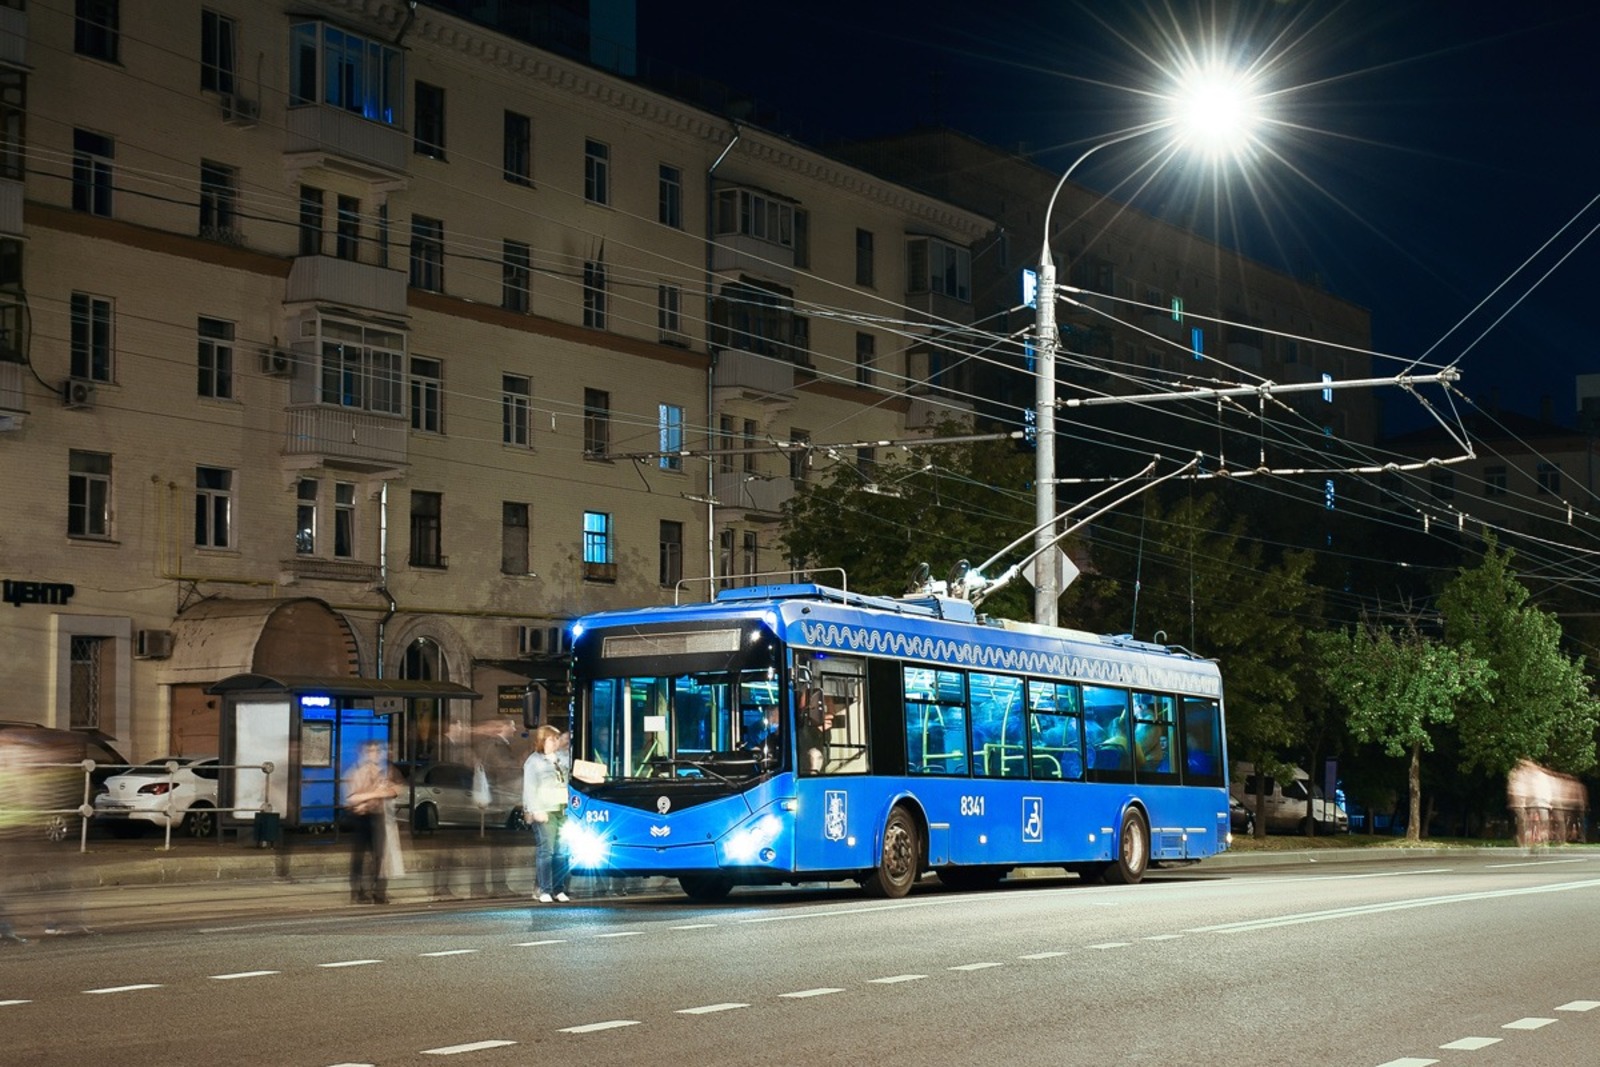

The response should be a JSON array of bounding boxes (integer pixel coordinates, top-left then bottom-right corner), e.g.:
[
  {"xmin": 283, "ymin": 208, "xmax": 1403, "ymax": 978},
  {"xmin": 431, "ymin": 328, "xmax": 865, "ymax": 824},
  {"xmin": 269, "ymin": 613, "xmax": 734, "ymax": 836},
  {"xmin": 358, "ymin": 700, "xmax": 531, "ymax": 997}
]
[
  {"xmin": 259, "ymin": 348, "xmax": 293, "ymax": 377},
  {"xmin": 62, "ymin": 378, "xmax": 95, "ymax": 410},
  {"xmin": 135, "ymin": 629, "xmax": 174, "ymax": 659},
  {"xmin": 516, "ymin": 624, "xmax": 572, "ymax": 656},
  {"xmin": 220, "ymin": 94, "xmax": 259, "ymax": 126}
]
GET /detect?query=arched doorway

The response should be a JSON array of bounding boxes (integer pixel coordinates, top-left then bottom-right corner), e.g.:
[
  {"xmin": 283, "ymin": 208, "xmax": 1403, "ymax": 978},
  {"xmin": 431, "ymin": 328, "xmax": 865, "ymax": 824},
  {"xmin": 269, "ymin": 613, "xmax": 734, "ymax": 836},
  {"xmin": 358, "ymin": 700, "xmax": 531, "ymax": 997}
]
[{"xmin": 401, "ymin": 637, "xmax": 447, "ymax": 767}]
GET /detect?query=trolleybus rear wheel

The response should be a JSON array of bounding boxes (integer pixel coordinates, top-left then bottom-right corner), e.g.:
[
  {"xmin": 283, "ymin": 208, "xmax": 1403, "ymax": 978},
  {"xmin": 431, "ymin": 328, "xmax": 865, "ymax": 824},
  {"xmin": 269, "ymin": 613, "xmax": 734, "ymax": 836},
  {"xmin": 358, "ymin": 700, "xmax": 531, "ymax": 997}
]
[
  {"xmin": 679, "ymin": 874, "xmax": 734, "ymax": 902},
  {"xmin": 863, "ymin": 806, "xmax": 920, "ymax": 898},
  {"xmin": 1100, "ymin": 808, "xmax": 1149, "ymax": 885}
]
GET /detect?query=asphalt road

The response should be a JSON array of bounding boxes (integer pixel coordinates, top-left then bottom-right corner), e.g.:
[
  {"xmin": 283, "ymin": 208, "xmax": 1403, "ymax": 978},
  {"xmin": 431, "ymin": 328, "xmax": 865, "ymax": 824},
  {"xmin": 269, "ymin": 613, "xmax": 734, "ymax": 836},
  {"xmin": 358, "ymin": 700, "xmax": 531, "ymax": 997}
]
[{"xmin": 3, "ymin": 851, "xmax": 1599, "ymax": 1066}]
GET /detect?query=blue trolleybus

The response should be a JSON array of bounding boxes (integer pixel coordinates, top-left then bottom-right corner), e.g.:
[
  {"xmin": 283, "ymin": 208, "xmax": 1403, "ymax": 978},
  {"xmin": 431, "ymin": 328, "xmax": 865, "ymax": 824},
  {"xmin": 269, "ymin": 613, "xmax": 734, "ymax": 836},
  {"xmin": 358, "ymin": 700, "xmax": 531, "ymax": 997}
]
[{"xmin": 562, "ymin": 582, "xmax": 1229, "ymax": 901}]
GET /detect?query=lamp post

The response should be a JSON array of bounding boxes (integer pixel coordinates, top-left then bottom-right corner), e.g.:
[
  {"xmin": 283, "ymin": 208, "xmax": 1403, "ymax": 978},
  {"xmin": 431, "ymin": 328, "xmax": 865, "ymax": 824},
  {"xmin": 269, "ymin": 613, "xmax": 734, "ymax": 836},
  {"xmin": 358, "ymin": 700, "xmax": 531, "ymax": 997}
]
[{"xmin": 1032, "ymin": 69, "xmax": 1260, "ymax": 626}]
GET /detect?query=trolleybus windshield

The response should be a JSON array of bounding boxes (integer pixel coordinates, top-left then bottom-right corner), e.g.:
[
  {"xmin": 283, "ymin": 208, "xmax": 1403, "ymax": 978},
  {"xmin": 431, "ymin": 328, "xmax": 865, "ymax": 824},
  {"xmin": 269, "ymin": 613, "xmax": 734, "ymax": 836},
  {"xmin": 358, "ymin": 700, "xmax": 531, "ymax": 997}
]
[{"xmin": 586, "ymin": 669, "xmax": 783, "ymax": 781}]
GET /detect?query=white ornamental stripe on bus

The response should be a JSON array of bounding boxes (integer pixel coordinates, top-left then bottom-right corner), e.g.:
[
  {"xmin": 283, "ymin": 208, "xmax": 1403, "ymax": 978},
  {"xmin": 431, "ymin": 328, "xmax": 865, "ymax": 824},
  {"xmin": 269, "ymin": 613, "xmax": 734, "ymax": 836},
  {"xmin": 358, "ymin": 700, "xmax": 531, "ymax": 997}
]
[{"xmin": 794, "ymin": 621, "xmax": 1220, "ymax": 697}]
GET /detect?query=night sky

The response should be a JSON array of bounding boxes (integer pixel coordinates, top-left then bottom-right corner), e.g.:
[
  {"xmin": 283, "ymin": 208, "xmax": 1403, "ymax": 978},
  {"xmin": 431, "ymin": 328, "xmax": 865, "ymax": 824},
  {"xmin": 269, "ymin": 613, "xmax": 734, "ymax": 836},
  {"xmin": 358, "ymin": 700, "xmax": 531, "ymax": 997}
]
[{"xmin": 638, "ymin": 0, "xmax": 1600, "ymax": 432}]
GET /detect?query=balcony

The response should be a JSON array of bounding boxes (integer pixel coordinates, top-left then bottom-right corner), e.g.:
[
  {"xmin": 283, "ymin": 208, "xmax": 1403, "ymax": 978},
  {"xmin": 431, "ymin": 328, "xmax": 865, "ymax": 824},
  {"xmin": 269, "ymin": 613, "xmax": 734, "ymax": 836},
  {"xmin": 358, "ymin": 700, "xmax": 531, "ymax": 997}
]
[
  {"xmin": 713, "ymin": 349, "xmax": 795, "ymax": 405},
  {"xmin": 0, "ymin": 5, "xmax": 25, "ymax": 69},
  {"xmin": 711, "ymin": 234, "xmax": 795, "ymax": 288},
  {"xmin": 1226, "ymin": 340, "xmax": 1264, "ymax": 371},
  {"xmin": 0, "ymin": 178, "xmax": 20, "ymax": 236},
  {"xmin": 714, "ymin": 470, "xmax": 794, "ymax": 516},
  {"xmin": 904, "ymin": 289, "xmax": 971, "ymax": 331},
  {"xmin": 280, "ymin": 557, "xmax": 380, "ymax": 584},
  {"xmin": 284, "ymin": 105, "xmax": 408, "ymax": 184},
  {"xmin": 286, "ymin": 256, "xmax": 408, "ymax": 317},
  {"xmin": 283, "ymin": 405, "xmax": 408, "ymax": 473}
]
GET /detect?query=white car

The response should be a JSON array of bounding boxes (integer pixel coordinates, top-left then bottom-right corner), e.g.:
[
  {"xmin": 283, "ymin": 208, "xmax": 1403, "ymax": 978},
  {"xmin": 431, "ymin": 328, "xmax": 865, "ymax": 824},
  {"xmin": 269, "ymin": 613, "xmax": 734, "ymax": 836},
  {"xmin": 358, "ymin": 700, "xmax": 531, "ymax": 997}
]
[
  {"xmin": 399, "ymin": 761, "xmax": 523, "ymax": 832},
  {"xmin": 93, "ymin": 757, "xmax": 220, "ymax": 838}
]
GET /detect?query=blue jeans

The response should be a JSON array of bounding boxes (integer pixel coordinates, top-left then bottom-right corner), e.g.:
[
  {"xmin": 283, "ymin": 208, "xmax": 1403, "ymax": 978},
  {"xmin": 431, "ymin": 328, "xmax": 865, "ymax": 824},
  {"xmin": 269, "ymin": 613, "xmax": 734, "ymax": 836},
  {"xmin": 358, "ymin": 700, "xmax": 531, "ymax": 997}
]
[{"xmin": 533, "ymin": 810, "xmax": 568, "ymax": 895}]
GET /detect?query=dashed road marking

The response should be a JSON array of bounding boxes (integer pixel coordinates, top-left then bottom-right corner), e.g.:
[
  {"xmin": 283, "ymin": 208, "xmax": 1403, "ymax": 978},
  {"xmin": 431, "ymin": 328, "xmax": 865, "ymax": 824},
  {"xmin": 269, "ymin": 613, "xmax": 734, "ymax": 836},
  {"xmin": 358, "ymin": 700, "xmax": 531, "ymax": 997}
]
[
  {"xmin": 949, "ymin": 962, "xmax": 1003, "ymax": 971},
  {"xmin": 84, "ymin": 984, "xmax": 162, "ymax": 994},
  {"xmin": 319, "ymin": 959, "xmax": 382, "ymax": 968},
  {"xmin": 671, "ymin": 923, "xmax": 717, "ymax": 930},
  {"xmin": 1018, "ymin": 951, "xmax": 1067, "ymax": 960},
  {"xmin": 513, "ymin": 939, "xmax": 567, "ymax": 947},
  {"xmin": 1088, "ymin": 942, "xmax": 1130, "ymax": 950},
  {"xmin": 1374, "ymin": 1058, "xmax": 1437, "ymax": 1067},
  {"xmin": 421, "ymin": 1039, "xmax": 517, "ymax": 1054},
  {"xmin": 1439, "ymin": 1037, "xmax": 1500, "ymax": 1050},
  {"xmin": 0, "ymin": 1000, "xmax": 30, "ymax": 1007},
  {"xmin": 1558, "ymin": 1001, "xmax": 1600, "ymax": 1011},
  {"xmin": 209, "ymin": 970, "xmax": 280, "ymax": 980},
  {"xmin": 780, "ymin": 988, "xmax": 845, "ymax": 999},
  {"xmin": 676, "ymin": 1003, "xmax": 749, "ymax": 1014},
  {"xmin": 420, "ymin": 949, "xmax": 479, "ymax": 957},
  {"xmin": 594, "ymin": 931, "xmax": 642, "ymax": 939},
  {"xmin": 1143, "ymin": 934, "xmax": 1183, "ymax": 941},
  {"xmin": 869, "ymin": 974, "xmax": 927, "ymax": 984},
  {"xmin": 1502, "ymin": 1017, "xmax": 1556, "ymax": 1030},
  {"xmin": 559, "ymin": 1020, "xmax": 640, "ymax": 1033}
]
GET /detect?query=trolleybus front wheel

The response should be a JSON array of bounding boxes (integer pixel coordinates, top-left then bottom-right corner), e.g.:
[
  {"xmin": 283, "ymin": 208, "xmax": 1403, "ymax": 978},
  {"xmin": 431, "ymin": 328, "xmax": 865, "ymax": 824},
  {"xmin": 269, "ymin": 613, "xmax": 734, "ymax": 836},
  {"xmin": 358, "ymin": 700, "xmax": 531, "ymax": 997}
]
[
  {"xmin": 679, "ymin": 874, "xmax": 734, "ymax": 902},
  {"xmin": 1100, "ymin": 808, "xmax": 1149, "ymax": 885},
  {"xmin": 863, "ymin": 806, "xmax": 921, "ymax": 898}
]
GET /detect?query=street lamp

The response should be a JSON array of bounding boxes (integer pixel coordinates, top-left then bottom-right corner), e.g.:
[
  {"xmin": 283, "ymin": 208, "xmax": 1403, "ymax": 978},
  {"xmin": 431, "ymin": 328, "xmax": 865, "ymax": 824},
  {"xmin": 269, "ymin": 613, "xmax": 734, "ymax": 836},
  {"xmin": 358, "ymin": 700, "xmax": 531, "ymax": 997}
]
[{"xmin": 1032, "ymin": 66, "xmax": 1261, "ymax": 625}]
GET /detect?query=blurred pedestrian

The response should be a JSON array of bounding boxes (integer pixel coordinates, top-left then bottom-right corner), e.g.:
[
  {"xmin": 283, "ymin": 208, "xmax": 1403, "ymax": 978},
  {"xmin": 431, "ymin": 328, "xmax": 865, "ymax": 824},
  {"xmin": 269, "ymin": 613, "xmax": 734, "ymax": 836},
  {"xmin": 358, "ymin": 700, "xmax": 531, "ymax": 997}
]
[
  {"xmin": 344, "ymin": 740, "xmax": 400, "ymax": 904},
  {"xmin": 522, "ymin": 725, "xmax": 571, "ymax": 903}
]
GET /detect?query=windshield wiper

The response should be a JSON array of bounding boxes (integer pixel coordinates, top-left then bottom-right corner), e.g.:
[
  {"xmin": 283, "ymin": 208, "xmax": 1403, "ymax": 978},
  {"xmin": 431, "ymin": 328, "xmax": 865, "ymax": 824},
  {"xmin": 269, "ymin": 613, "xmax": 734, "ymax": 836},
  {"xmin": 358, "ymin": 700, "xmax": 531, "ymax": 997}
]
[{"xmin": 643, "ymin": 757, "xmax": 736, "ymax": 784}]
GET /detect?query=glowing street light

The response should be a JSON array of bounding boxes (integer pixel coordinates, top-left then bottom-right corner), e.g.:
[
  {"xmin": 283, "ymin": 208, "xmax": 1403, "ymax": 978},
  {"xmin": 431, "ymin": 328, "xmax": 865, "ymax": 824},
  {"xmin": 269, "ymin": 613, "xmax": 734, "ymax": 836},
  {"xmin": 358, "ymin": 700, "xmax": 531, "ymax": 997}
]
[{"xmin": 1032, "ymin": 65, "xmax": 1263, "ymax": 625}]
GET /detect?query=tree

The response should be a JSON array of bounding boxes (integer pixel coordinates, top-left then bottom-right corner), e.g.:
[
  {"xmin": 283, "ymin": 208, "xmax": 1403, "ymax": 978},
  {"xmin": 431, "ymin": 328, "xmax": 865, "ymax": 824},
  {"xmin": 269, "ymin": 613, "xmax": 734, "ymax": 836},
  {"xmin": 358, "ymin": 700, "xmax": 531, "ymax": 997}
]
[
  {"xmin": 1315, "ymin": 618, "xmax": 1492, "ymax": 842},
  {"xmin": 780, "ymin": 433, "xmax": 1036, "ymax": 618},
  {"xmin": 1438, "ymin": 536, "xmax": 1600, "ymax": 777}
]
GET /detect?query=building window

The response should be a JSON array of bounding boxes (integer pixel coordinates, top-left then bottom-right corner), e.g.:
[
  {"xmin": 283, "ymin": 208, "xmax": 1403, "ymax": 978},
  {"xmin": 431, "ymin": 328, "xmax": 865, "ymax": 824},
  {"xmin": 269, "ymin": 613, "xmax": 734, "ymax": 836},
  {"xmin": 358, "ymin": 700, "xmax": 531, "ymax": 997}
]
[
  {"xmin": 742, "ymin": 530, "xmax": 759, "ymax": 579},
  {"xmin": 194, "ymin": 466, "xmax": 233, "ymax": 548},
  {"xmin": 584, "ymin": 139, "xmax": 609, "ymax": 205},
  {"xmin": 743, "ymin": 419, "xmax": 758, "ymax": 474},
  {"xmin": 298, "ymin": 185, "xmax": 324, "ymax": 256},
  {"xmin": 296, "ymin": 478, "xmax": 317, "ymax": 555},
  {"xmin": 906, "ymin": 237, "xmax": 971, "ymax": 301},
  {"xmin": 504, "ymin": 111, "xmax": 531, "ymax": 185},
  {"xmin": 72, "ymin": 129, "xmax": 114, "ymax": 216},
  {"xmin": 70, "ymin": 292, "xmax": 113, "ymax": 382},
  {"xmin": 1484, "ymin": 465, "xmax": 1507, "ymax": 497},
  {"xmin": 334, "ymin": 481, "xmax": 355, "ymax": 558},
  {"xmin": 584, "ymin": 388, "xmax": 610, "ymax": 458},
  {"xmin": 502, "ymin": 240, "xmax": 531, "ymax": 312},
  {"xmin": 1171, "ymin": 296, "xmax": 1184, "ymax": 322},
  {"xmin": 855, "ymin": 332, "xmax": 875, "ymax": 386},
  {"xmin": 713, "ymin": 187, "xmax": 798, "ymax": 249},
  {"xmin": 409, "ymin": 215, "xmax": 444, "ymax": 292},
  {"xmin": 713, "ymin": 280, "xmax": 807, "ymax": 363},
  {"xmin": 410, "ymin": 356, "xmax": 442, "ymax": 434},
  {"xmin": 0, "ymin": 70, "xmax": 24, "ymax": 183},
  {"xmin": 502, "ymin": 501, "xmax": 530, "ymax": 575},
  {"xmin": 717, "ymin": 415, "xmax": 735, "ymax": 474},
  {"xmin": 502, "ymin": 374, "xmax": 531, "ymax": 447},
  {"xmin": 659, "ymin": 520, "xmax": 683, "ymax": 587},
  {"xmin": 1282, "ymin": 337, "xmax": 1299, "ymax": 363},
  {"xmin": 718, "ymin": 529, "xmax": 734, "ymax": 587},
  {"xmin": 789, "ymin": 429, "xmax": 810, "ymax": 483},
  {"xmin": 201, "ymin": 9, "xmax": 237, "ymax": 93},
  {"xmin": 1538, "ymin": 462, "xmax": 1561, "ymax": 495},
  {"xmin": 658, "ymin": 403, "xmax": 684, "ymax": 471},
  {"xmin": 410, "ymin": 490, "xmax": 443, "ymax": 568},
  {"xmin": 856, "ymin": 445, "xmax": 875, "ymax": 480},
  {"xmin": 75, "ymin": 0, "xmax": 119, "ymax": 62},
  {"xmin": 68, "ymin": 450, "xmax": 112, "ymax": 538},
  {"xmin": 69, "ymin": 635, "xmax": 107, "ymax": 731},
  {"xmin": 289, "ymin": 21, "xmax": 404, "ymax": 125},
  {"xmin": 583, "ymin": 511, "xmax": 614, "ymax": 580},
  {"xmin": 582, "ymin": 259, "xmax": 607, "ymax": 329},
  {"xmin": 335, "ymin": 195, "xmax": 361, "ymax": 261},
  {"xmin": 198, "ymin": 160, "xmax": 239, "ymax": 242},
  {"xmin": 855, "ymin": 229, "xmax": 875, "ymax": 287},
  {"xmin": 317, "ymin": 319, "xmax": 403, "ymax": 415},
  {"xmin": 658, "ymin": 164, "xmax": 682, "ymax": 228},
  {"xmin": 376, "ymin": 202, "xmax": 389, "ymax": 267},
  {"xmin": 413, "ymin": 81, "xmax": 445, "ymax": 159},
  {"xmin": 657, "ymin": 283, "xmax": 682, "ymax": 341},
  {"xmin": 197, "ymin": 317, "xmax": 234, "ymax": 400}
]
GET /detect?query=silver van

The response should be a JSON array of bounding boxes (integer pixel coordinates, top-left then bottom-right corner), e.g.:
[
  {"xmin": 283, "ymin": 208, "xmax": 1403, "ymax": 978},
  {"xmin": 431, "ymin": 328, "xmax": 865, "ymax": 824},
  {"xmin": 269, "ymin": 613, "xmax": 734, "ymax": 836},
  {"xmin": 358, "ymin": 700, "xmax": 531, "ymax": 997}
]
[{"xmin": 1232, "ymin": 763, "xmax": 1348, "ymax": 834}]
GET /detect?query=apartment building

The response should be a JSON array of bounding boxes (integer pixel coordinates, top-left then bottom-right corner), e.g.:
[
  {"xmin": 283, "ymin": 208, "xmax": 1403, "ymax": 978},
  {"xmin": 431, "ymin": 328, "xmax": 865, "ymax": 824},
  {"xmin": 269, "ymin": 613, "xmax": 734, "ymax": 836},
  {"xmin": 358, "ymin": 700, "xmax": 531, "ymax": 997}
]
[{"xmin": 0, "ymin": 0, "xmax": 992, "ymax": 763}]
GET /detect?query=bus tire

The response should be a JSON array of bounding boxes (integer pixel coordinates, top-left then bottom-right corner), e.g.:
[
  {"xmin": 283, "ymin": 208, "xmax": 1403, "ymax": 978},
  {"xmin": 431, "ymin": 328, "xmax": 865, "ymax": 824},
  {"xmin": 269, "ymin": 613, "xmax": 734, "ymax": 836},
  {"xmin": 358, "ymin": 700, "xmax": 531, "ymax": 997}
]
[
  {"xmin": 679, "ymin": 874, "xmax": 734, "ymax": 902},
  {"xmin": 937, "ymin": 865, "xmax": 1006, "ymax": 891},
  {"xmin": 1101, "ymin": 808, "xmax": 1149, "ymax": 886},
  {"xmin": 864, "ymin": 806, "xmax": 920, "ymax": 898}
]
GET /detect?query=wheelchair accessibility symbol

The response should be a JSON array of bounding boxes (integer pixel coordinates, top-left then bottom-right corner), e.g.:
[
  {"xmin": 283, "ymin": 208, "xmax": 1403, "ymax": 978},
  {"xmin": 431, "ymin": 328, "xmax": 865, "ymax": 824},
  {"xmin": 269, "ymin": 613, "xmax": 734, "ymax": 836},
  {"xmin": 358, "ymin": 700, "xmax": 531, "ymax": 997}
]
[{"xmin": 1022, "ymin": 796, "xmax": 1043, "ymax": 843}]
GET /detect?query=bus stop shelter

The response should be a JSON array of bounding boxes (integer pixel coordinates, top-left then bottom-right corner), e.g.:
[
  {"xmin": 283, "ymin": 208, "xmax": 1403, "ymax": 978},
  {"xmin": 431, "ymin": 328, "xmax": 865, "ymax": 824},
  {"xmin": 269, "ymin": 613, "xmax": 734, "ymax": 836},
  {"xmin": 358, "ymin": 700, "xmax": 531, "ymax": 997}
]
[{"xmin": 207, "ymin": 673, "xmax": 481, "ymax": 837}]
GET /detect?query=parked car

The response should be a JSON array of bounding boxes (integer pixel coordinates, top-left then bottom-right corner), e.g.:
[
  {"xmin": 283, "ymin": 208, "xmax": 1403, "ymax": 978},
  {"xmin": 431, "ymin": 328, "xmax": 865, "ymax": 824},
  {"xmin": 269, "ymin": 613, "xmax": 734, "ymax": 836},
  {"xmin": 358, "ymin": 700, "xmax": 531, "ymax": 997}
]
[
  {"xmin": 0, "ymin": 721, "xmax": 130, "ymax": 842},
  {"xmin": 1232, "ymin": 762, "xmax": 1349, "ymax": 834},
  {"xmin": 92, "ymin": 756, "xmax": 220, "ymax": 838},
  {"xmin": 397, "ymin": 761, "xmax": 522, "ymax": 832},
  {"xmin": 1229, "ymin": 794, "xmax": 1255, "ymax": 838}
]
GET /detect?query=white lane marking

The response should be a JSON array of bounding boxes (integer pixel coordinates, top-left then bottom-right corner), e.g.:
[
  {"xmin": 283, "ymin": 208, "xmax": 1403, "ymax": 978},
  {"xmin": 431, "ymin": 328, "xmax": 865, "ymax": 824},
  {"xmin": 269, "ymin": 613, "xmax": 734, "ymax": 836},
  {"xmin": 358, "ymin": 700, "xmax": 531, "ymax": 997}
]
[
  {"xmin": 1019, "ymin": 951, "xmax": 1067, "ymax": 959},
  {"xmin": 209, "ymin": 970, "xmax": 280, "ymax": 980},
  {"xmin": 1558, "ymin": 1001, "xmax": 1600, "ymax": 1011},
  {"xmin": 559, "ymin": 1020, "xmax": 640, "ymax": 1034},
  {"xmin": 949, "ymin": 962, "xmax": 1003, "ymax": 971},
  {"xmin": 421, "ymin": 1040, "xmax": 517, "ymax": 1054},
  {"xmin": 1191, "ymin": 879, "xmax": 1600, "ymax": 934},
  {"xmin": 676, "ymin": 1003, "xmax": 749, "ymax": 1014},
  {"xmin": 1440, "ymin": 1037, "xmax": 1501, "ymax": 1050},
  {"xmin": 1503, "ymin": 1017, "xmax": 1556, "ymax": 1030},
  {"xmin": 1088, "ymin": 942, "xmax": 1130, "ymax": 950},
  {"xmin": 1375, "ymin": 1058, "xmax": 1438, "ymax": 1066},
  {"xmin": 325, "ymin": 1062, "xmax": 375, "ymax": 1066},
  {"xmin": 0, "ymin": 1000, "xmax": 31, "ymax": 1007},
  {"xmin": 870, "ymin": 974, "xmax": 927, "ymax": 984},
  {"xmin": 513, "ymin": 939, "xmax": 567, "ymax": 947},
  {"xmin": 319, "ymin": 959, "xmax": 383, "ymax": 968},
  {"xmin": 1485, "ymin": 858, "xmax": 1588, "ymax": 869},
  {"xmin": 594, "ymin": 931, "xmax": 642, "ymax": 939},
  {"xmin": 85, "ymin": 984, "xmax": 162, "ymax": 994},
  {"xmin": 420, "ymin": 949, "xmax": 479, "ymax": 957},
  {"xmin": 671, "ymin": 923, "xmax": 717, "ymax": 930},
  {"xmin": 780, "ymin": 988, "xmax": 845, "ymax": 999},
  {"xmin": 1143, "ymin": 934, "xmax": 1183, "ymax": 941}
]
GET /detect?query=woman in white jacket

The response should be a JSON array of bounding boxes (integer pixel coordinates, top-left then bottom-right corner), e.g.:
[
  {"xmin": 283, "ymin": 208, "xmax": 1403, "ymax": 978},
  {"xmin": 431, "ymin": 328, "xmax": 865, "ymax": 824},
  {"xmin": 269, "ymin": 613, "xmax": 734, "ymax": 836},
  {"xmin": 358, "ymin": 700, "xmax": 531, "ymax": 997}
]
[{"xmin": 522, "ymin": 725, "xmax": 571, "ymax": 902}]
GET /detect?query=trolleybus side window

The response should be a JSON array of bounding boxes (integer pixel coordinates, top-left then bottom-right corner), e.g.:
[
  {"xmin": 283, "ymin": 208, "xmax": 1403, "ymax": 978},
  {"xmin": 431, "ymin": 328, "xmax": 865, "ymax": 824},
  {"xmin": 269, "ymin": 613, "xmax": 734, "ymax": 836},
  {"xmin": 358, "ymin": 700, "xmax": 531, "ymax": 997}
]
[
  {"xmin": 807, "ymin": 656, "xmax": 868, "ymax": 776},
  {"xmin": 903, "ymin": 665, "xmax": 967, "ymax": 776},
  {"xmin": 1026, "ymin": 680, "xmax": 1083, "ymax": 781},
  {"xmin": 970, "ymin": 672, "xmax": 1026, "ymax": 779},
  {"xmin": 1132, "ymin": 691, "xmax": 1179, "ymax": 781},
  {"xmin": 1083, "ymin": 684, "xmax": 1135, "ymax": 780},
  {"xmin": 1181, "ymin": 696, "xmax": 1223, "ymax": 786}
]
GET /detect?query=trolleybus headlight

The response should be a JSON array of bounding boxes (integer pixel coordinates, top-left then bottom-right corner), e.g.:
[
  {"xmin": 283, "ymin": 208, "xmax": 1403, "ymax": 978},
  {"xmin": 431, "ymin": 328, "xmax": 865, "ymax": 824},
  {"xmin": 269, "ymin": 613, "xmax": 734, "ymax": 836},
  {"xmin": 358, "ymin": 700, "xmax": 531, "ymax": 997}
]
[
  {"xmin": 723, "ymin": 814, "xmax": 783, "ymax": 864},
  {"xmin": 562, "ymin": 820, "xmax": 610, "ymax": 868}
]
